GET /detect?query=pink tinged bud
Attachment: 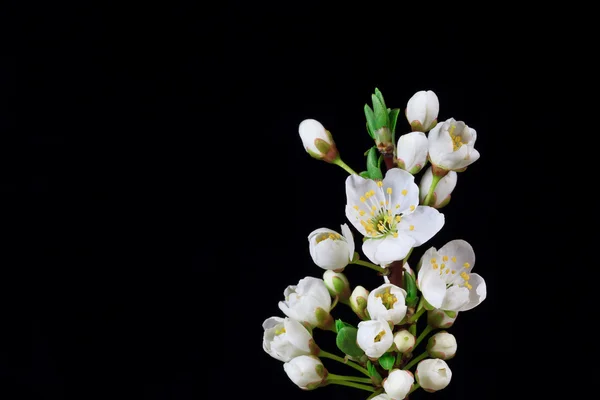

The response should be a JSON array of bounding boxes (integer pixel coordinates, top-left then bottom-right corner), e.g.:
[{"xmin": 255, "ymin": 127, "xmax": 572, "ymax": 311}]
[
  {"xmin": 426, "ymin": 331, "xmax": 457, "ymax": 360},
  {"xmin": 406, "ymin": 90, "xmax": 439, "ymax": 133},
  {"xmin": 298, "ymin": 119, "xmax": 339, "ymax": 163}
]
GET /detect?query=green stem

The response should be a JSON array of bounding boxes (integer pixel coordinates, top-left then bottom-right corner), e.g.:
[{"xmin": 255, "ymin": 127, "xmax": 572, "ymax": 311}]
[
  {"xmin": 319, "ymin": 350, "xmax": 370, "ymax": 377},
  {"xmin": 403, "ymin": 247, "xmax": 414, "ymax": 264},
  {"xmin": 408, "ymin": 323, "xmax": 417, "ymax": 337},
  {"xmin": 366, "ymin": 388, "xmax": 384, "ymax": 400},
  {"xmin": 326, "ymin": 379, "xmax": 375, "ymax": 392},
  {"xmin": 403, "ymin": 351, "xmax": 428, "ymax": 370},
  {"xmin": 409, "ymin": 383, "xmax": 420, "ymax": 394},
  {"xmin": 351, "ymin": 259, "xmax": 388, "ymax": 275},
  {"xmin": 414, "ymin": 325, "xmax": 433, "ymax": 348},
  {"xmin": 407, "ymin": 306, "xmax": 426, "ymax": 324},
  {"xmin": 327, "ymin": 373, "xmax": 373, "ymax": 384},
  {"xmin": 423, "ymin": 174, "xmax": 442, "ymax": 206},
  {"xmin": 333, "ymin": 158, "xmax": 358, "ymax": 175}
]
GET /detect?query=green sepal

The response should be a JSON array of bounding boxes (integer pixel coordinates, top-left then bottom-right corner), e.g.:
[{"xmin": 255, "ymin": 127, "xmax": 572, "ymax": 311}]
[
  {"xmin": 444, "ymin": 310, "xmax": 457, "ymax": 318},
  {"xmin": 404, "ymin": 271, "xmax": 418, "ymax": 307},
  {"xmin": 366, "ymin": 147, "xmax": 383, "ymax": 180},
  {"xmin": 335, "ymin": 319, "xmax": 355, "ymax": 333},
  {"xmin": 352, "ymin": 252, "xmax": 360, "ymax": 262},
  {"xmin": 314, "ymin": 138, "xmax": 330, "ymax": 154},
  {"xmin": 332, "ymin": 277, "xmax": 346, "ymax": 295},
  {"xmin": 367, "ymin": 360, "xmax": 383, "ymax": 384},
  {"xmin": 364, "ymin": 105, "xmax": 376, "ymax": 137},
  {"xmin": 378, "ymin": 352, "xmax": 395, "ymax": 371},
  {"xmin": 336, "ymin": 327, "xmax": 365, "ymax": 358},
  {"xmin": 371, "ymin": 94, "xmax": 388, "ymax": 130}
]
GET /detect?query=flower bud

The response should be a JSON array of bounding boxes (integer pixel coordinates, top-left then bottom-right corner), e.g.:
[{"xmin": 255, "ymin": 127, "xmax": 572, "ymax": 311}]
[
  {"xmin": 283, "ymin": 355, "xmax": 327, "ymax": 390},
  {"xmin": 426, "ymin": 331, "xmax": 457, "ymax": 360},
  {"xmin": 323, "ymin": 270, "xmax": 351, "ymax": 303},
  {"xmin": 396, "ymin": 131, "xmax": 428, "ymax": 174},
  {"xmin": 262, "ymin": 316, "xmax": 318, "ymax": 362},
  {"xmin": 406, "ymin": 90, "xmax": 439, "ymax": 132},
  {"xmin": 427, "ymin": 309, "xmax": 457, "ymax": 329},
  {"xmin": 415, "ymin": 358, "xmax": 452, "ymax": 392},
  {"xmin": 418, "ymin": 167, "xmax": 457, "ymax": 208},
  {"xmin": 393, "ymin": 329, "xmax": 416, "ymax": 353},
  {"xmin": 370, "ymin": 395, "xmax": 391, "ymax": 400},
  {"xmin": 367, "ymin": 283, "xmax": 407, "ymax": 325},
  {"xmin": 428, "ymin": 118, "xmax": 480, "ymax": 171},
  {"xmin": 383, "ymin": 369, "xmax": 414, "ymax": 400},
  {"xmin": 356, "ymin": 318, "xmax": 394, "ymax": 359},
  {"xmin": 298, "ymin": 119, "xmax": 339, "ymax": 163},
  {"xmin": 308, "ymin": 224, "xmax": 355, "ymax": 271},
  {"xmin": 279, "ymin": 277, "xmax": 333, "ymax": 330},
  {"xmin": 349, "ymin": 285, "xmax": 370, "ymax": 320}
]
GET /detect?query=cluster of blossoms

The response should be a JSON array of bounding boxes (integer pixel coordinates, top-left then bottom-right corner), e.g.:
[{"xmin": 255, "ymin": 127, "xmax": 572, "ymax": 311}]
[{"xmin": 262, "ymin": 89, "xmax": 487, "ymax": 399}]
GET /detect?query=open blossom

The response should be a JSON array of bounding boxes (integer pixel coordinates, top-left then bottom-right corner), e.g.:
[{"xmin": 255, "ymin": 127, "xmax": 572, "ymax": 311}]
[
  {"xmin": 298, "ymin": 119, "xmax": 339, "ymax": 162},
  {"xmin": 283, "ymin": 355, "xmax": 326, "ymax": 390},
  {"xmin": 308, "ymin": 224, "xmax": 354, "ymax": 271},
  {"xmin": 417, "ymin": 240, "xmax": 486, "ymax": 312},
  {"xmin": 278, "ymin": 277, "xmax": 333, "ymax": 329},
  {"xmin": 383, "ymin": 369, "xmax": 414, "ymax": 400},
  {"xmin": 419, "ymin": 167, "xmax": 457, "ymax": 209},
  {"xmin": 367, "ymin": 283, "xmax": 407, "ymax": 325},
  {"xmin": 406, "ymin": 90, "xmax": 439, "ymax": 132},
  {"xmin": 427, "ymin": 331, "xmax": 457, "ymax": 360},
  {"xmin": 345, "ymin": 168, "xmax": 444, "ymax": 266},
  {"xmin": 396, "ymin": 131, "xmax": 428, "ymax": 174},
  {"xmin": 416, "ymin": 359, "xmax": 452, "ymax": 392},
  {"xmin": 262, "ymin": 317, "xmax": 315, "ymax": 362},
  {"xmin": 356, "ymin": 318, "xmax": 393, "ymax": 358},
  {"xmin": 428, "ymin": 118, "xmax": 480, "ymax": 171}
]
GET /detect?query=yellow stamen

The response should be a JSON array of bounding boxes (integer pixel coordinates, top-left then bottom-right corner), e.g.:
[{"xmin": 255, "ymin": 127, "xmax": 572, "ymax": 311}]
[
  {"xmin": 409, "ymin": 225, "xmax": 414, "ymax": 231},
  {"xmin": 395, "ymin": 216, "xmax": 401, "ymax": 222},
  {"xmin": 386, "ymin": 188, "xmax": 392, "ymax": 194},
  {"xmin": 451, "ymin": 256, "xmax": 457, "ymax": 262},
  {"xmin": 360, "ymin": 196, "xmax": 366, "ymax": 202},
  {"xmin": 465, "ymin": 282, "xmax": 473, "ymax": 290},
  {"xmin": 401, "ymin": 189, "xmax": 408, "ymax": 196},
  {"xmin": 451, "ymin": 270, "xmax": 456, "ymax": 274},
  {"xmin": 410, "ymin": 205, "xmax": 415, "ymax": 211},
  {"xmin": 377, "ymin": 181, "xmax": 383, "ymax": 187},
  {"xmin": 359, "ymin": 210, "xmax": 365, "ymax": 216},
  {"xmin": 275, "ymin": 327, "xmax": 286, "ymax": 335},
  {"xmin": 463, "ymin": 262, "xmax": 471, "ymax": 268},
  {"xmin": 440, "ymin": 263, "xmax": 445, "ymax": 270},
  {"xmin": 430, "ymin": 258, "xmax": 436, "ymax": 264},
  {"xmin": 374, "ymin": 330, "xmax": 386, "ymax": 342},
  {"xmin": 433, "ymin": 263, "xmax": 439, "ymax": 270},
  {"xmin": 460, "ymin": 272, "xmax": 470, "ymax": 281},
  {"xmin": 442, "ymin": 255, "xmax": 448, "ymax": 262},
  {"xmin": 393, "ymin": 232, "xmax": 398, "ymax": 238}
]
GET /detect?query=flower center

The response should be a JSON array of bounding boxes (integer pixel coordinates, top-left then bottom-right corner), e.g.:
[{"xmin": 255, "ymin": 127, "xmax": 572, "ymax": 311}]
[
  {"xmin": 353, "ymin": 181, "xmax": 409, "ymax": 239},
  {"xmin": 430, "ymin": 256, "xmax": 473, "ymax": 289},
  {"xmin": 375, "ymin": 287, "xmax": 397, "ymax": 309},
  {"xmin": 315, "ymin": 232, "xmax": 342, "ymax": 244},
  {"xmin": 374, "ymin": 330, "xmax": 386, "ymax": 342},
  {"xmin": 275, "ymin": 327, "xmax": 286, "ymax": 335},
  {"xmin": 448, "ymin": 124, "xmax": 466, "ymax": 151}
]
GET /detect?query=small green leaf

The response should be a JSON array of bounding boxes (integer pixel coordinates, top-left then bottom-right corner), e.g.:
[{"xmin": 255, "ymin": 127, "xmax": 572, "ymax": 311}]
[
  {"xmin": 366, "ymin": 147, "xmax": 383, "ymax": 180},
  {"xmin": 367, "ymin": 360, "xmax": 383, "ymax": 383},
  {"xmin": 377, "ymin": 154, "xmax": 383, "ymax": 169},
  {"xmin": 359, "ymin": 170, "xmax": 370, "ymax": 178},
  {"xmin": 335, "ymin": 319, "xmax": 355, "ymax": 333},
  {"xmin": 388, "ymin": 108, "xmax": 401, "ymax": 134},
  {"xmin": 404, "ymin": 271, "xmax": 418, "ymax": 307},
  {"xmin": 364, "ymin": 105, "xmax": 376, "ymax": 136},
  {"xmin": 374, "ymin": 88, "xmax": 387, "ymax": 111},
  {"xmin": 336, "ymin": 327, "xmax": 365, "ymax": 358},
  {"xmin": 371, "ymin": 94, "xmax": 388, "ymax": 130},
  {"xmin": 378, "ymin": 352, "xmax": 395, "ymax": 371}
]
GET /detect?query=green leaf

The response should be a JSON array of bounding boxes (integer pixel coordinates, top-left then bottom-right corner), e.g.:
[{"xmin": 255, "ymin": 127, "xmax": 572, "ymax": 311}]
[
  {"xmin": 336, "ymin": 327, "xmax": 365, "ymax": 358},
  {"xmin": 378, "ymin": 352, "xmax": 395, "ymax": 371},
  {"xmin": 364, "ymin": 105, "xmax": 376, "ymax": 136},
  {"xmin": 367, "ymin": 360, "xmax": 383, "ymax": 383},
  {"xmin": 404, "ymin": 271, "xmax": 418, "ymax": 307},
  {"xmin": 359, "ymin": 171, "xmax": 370, "ymax": 178},
  {"xmin": 388, "ymin": 108, "xmax": 401, "ymax": 134},
  {"xmin": 374, "ymin": 88, "xmax": 387, "ymax": 111},
  {"xmin": 377, "ymin": 154, "xmax": 383, "ymax": 169},
  {"xmin": 371, "ymin": 94, "xmax": 388, "ymax": 130},
  {"xmin": 335, "ymin": 319, "xmax": 354, "ymax": 333},
  {"xmin": 366, "ymin": 147, "xmax": 383, "ymax": 180}
]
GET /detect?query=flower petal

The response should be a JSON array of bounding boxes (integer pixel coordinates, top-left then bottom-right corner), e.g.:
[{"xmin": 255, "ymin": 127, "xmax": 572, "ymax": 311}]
[
  {"xmin": 424, "ymin": 91, "xmax": 439, "ymax": 129},
  {"xmin": 382, "ymin": 168, "xmax": 419, "ymax": 215},
  {"xmin": 341, "ymin": 223, "xmax": 355, "ymax": 261},
  {"xmin": 438, "ymin": 239, "xmax": 475, "ymax": 284},
  {"xmin": 398, "ymin": 206, "xmax": 444, "ymax": 246},
  {"xmin": 396, "ymin": 131, "xmax": 428, "ymax": 173},
  {"xmin": 440, "ymin": 285, "xmax": 470, "ymax": 311},
  {"xmin": 457, "ymin": 273, "xmax": 486, "ymax": 311},
  {"xmin": 419, "ymin": 267, "xmax": 446, "ymax": 309},
  {"xmin": 345, "ymin": 174, "xmax": 382, "ymax": 234},
  {"xmin": 363, "ymin": 235, "xmax": 415, "ymax": 266},
  {"xmin": 262, "ymin": 316, "xmax": 285, "ymax": 331}
]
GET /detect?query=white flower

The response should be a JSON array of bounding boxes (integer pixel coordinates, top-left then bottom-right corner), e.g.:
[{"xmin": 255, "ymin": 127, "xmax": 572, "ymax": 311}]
[
  {"xmin": 428, "ymin": 118, "xmax": 480, "ymax": 171},
  {"xmin": 370, "ymin": 395, "xmax": 391, "ymax": 400},
  {"xmin": 406, "ymin": 90, "xmax": 439, "ymax": 132},
  {"xmin": 396, "ymin": 131, "xmax": 428, "ymax": 174},
  {"xmin": 323, "ymin": 270, "xmax": 351, "ymax": 301},
  {"xmin": 350, "ymin": 285, "xmax": 370, "ymax": 320},
  {"xmin": 279, "ymin": 277, "xmax": 333, "ymax": 329},
  {"xmin": 298, "ymin": 119, "xmax": 338, "ymax": 162},
  {"xmin": 367, "ymin": 283, "xmax": 408, "ymax": 325},
  {"xmin": 356, "ymin": 318, "xmax": 393, "ymax": 358},
  {"xmin": 262, "ymin": 317, "xmax": 315, "ymax": 362},
  {"xmin": 417, "ymin": 240, "xmax": 486, "ymax": 312},
  {"xmin": 418, "ymin": 167, "xmax": 457, "ymax": 209},
  {"xmin": 393, "ymin": 329, "xmax": 416, "ymax": 353},
  {"xmin": 416, "ymin": 358, "xmax": 452, "ymax": 392},
  {"xmin": 383, "ymin": 369, "xmax": 414, "ymax": 400},
  {"xmin": 426, "ymin": 331, "xmax": 457, "ymax": 360},
  {"xmin": 308, "ymin": 224, "xmax": 355, "ymax": 271},
  {"xmin": 283, "ymin": 355, "xmax": 326, "ymax": 390},
  {"xmin": 427, "ymin": 308, "xmax": 458, "ymax": 329},
  {"xmin": 345, "ymin": 168, "xmax": 445, "ymax": 266}
]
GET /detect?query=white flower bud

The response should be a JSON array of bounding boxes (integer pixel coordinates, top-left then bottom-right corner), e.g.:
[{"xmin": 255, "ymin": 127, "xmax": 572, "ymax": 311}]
[
  {"xmin": 427, "ymin": 309, "xmax": 458, "ymax": 329},
  {"xmin": 262, "ymin": 317, "xmax": 317, "ymax": 362},
  {"xmin": 367, "ymin": 283, "xmax": 407, "ymax": 325},
  {"xmin": 416, "ymin": 358, "xmax": 452, "ymax": 392},
  {"xmin": 370, "ymin": 395, "xmax": 391, "ymax": 400},
  {"xmin": 349, "ymin": 285, "xmax": 370, "ymax": 320},
  {"xmin": 308, "ymin": 224, "xmax": 354, "ymax": 271},
  {"xmin": 396, "ymin": 131, "xmax": 428, "ymax": 174},
  {"xmin": 418, "ymin": 167, "xmax": 457, "ymax": 208},
  {"xmin": 283, "ymin": 355, "xmax": 326, "ymax": 390},
  {"xmin": 323, "ymin": 270, "xmax": 351, "ymax": 302},
  {"xmin": 426, "ymin": 331, "xmax": 457, "ymax": 360},
  {"xmin": 298, "ymin": 119, "xmax": 339, "ymax": 162},
  {"xmin": 383, "ymin": 369, "xmax": 414, "ymax": 400},
  {"xmin": 393, "ymin": 329, "xmax": 415, "ymax": 353},
  {"xmin": 356, "ymin": 318, "xmax": 393, "ymax": 358},
  {"xmin": 428, "ymin": 118, "xmax": 480, "ymax": 171},
  {"xmin": 278, "ymin": 277, "xmax": 333, "ymax": 330},
  {"xmin": 406, "ymin": 90, "xmax": 439, "ymax": 132}
]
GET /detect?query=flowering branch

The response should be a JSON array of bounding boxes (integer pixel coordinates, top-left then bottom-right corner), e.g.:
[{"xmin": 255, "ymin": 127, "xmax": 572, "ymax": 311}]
[{"xmin": 319, "ymin": 350, "xmax": 370, "ymax": 377}]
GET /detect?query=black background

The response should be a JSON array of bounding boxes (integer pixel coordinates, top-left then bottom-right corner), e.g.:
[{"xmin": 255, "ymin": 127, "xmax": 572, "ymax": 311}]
[{"xmin": 6, "ymin": 2, "xmax": 562, "ymax": 399}]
